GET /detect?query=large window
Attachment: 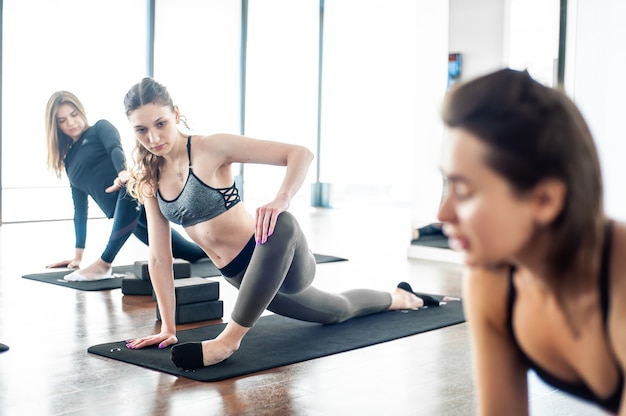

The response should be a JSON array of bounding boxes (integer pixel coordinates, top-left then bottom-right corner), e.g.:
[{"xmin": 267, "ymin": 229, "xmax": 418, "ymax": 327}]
[
  {"xmin": 506, "ymin": 0, "xmax": 560, "ymax": 86},
  {"xmin": 156, "ymin": 0, "xmax": 319, "ymax": 208},
  {"xmin": 321, "ymin": 0, "xmax": 426, "ymax": 208},
  {"xmin": 2, "ymin": 0, "xmax": 147, "ymax": 222},
  {"xmin": 2, "ymin": 0, "xmax": 447, "ymax": 222},
  {"xmin": 153, "ymin": 0, "xmax": 241, "ymax": 135},
  {"xmin": 243, "ymin": 0, "xmax": 319, "ymax": 207}
]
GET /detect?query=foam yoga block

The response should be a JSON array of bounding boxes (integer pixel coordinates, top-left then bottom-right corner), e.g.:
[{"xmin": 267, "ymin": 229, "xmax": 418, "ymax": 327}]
[
  {"xmin": 121, "ymin": 275, "xmax": 153, "ymax": 296},
  {"xmin": 152, "ymin": 277, "xmax": 220, "ymax": 305},
  {"xmin": 134, "ymin": 259, "xmax": 192, "ymax": 281},
  {"xmin": 157, "ymin": 300, "xmax": 224, "ymax": 324}
]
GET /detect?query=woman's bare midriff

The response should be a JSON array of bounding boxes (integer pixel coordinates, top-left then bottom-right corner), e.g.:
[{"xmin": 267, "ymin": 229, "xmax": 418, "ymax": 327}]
[{"xmin": 184, "ymin": 203, "xmax": 255, "ymax": 268}]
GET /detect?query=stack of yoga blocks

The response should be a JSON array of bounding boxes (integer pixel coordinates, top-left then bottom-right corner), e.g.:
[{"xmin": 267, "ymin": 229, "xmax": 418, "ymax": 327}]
[{"xmin": 121, "ymin": 259, "xmax": 223, "ymax": 324}]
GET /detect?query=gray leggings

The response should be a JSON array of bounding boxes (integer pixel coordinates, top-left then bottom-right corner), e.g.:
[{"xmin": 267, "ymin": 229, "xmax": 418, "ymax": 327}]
[{"xmin": 221, "ymin": 212, "xmax": 392, "ymax": 327}]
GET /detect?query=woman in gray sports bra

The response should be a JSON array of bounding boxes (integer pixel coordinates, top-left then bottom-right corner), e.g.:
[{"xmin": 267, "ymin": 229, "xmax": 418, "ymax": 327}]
[
  {"xmin": 123, "ymin": 77, "xmax": 449, "ymax": 370},
  {"xmin": 437, "ymin": 68, "xmax": 626, "ymax": 414}
]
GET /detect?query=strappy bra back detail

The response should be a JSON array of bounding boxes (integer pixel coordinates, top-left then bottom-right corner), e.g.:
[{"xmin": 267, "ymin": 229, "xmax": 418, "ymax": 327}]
[
  {"xmin": 157, "ymin": 136, "xmax": 241, "ymax": 227},
  {"xmin": 507, "ymin": 220, "xmax": 622, "ymax": 413}
]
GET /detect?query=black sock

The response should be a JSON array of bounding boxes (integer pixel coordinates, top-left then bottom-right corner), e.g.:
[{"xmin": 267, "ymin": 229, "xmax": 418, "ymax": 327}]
[
  {"xmin": 412, "ymin": 293, "xmax": 440, "ymax": 307},
  {"xmin": 171, "ymin": 342, "xmax": 203, "ymax": 370}
]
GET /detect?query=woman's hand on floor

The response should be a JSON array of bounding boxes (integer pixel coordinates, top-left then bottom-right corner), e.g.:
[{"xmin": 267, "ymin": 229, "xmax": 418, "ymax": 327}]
[
  {"xmin": 46, "ymin": 259, "xmax": 80, "ymax": 269},
  {"xmin": 126, "ymin": 332, "xmax": 178, "ymax": 350}
]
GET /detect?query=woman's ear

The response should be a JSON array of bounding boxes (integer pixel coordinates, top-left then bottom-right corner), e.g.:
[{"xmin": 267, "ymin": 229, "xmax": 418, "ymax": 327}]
[
  {"xmin": 531, "ymin": 178, "xmax": 566, "ymax": 225},
  {"xmin": 173, "ymin": 105, "xmax": 181, "ymax": 123}
]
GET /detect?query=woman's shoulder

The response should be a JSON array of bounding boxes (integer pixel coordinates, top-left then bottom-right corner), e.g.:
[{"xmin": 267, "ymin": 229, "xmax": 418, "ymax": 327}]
[
  {"xmin": 193, "ymin": 133, "xmax": 237, "ymax": 144},
  {"xmin": 92, "ymin": 119, "xmax": 120, "ymax": 134},
  {"xmin": 463, "ymin": 264, "xmax": 512, "ymax": 327},
  {"xmin": 192, "ymin": 133, "xmax": 242, "ymax": 155},
  {"xmin": 464, "ymin": 264, "xmax": 510, "ymax": 296}
]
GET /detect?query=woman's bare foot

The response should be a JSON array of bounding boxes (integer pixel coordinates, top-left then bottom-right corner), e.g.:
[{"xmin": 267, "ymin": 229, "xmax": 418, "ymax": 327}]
[
  {"xmin": 64, "ymin": 259, "xmax": 112, "ymax": 281},
  {"xmin": 170, "ymin": 337, "xmax": 241, "ymax": 370},
  {"xmin": 171, "ymin": 321, "xmax": 251, "ymax": 370},
  {"xmin": 391, "ymin": 282, "xmax": 454, "ymax": 310},
  {"xmin": 202, "ymin": 321, "xmax": 250, "ymax": 365},
  {"xmin": 200, "ymin": 338, "xmax": 240, "ymax": 366},
  {"xmin": 390, "ymin": 286, "xmax": 425, "ymax": 310}
]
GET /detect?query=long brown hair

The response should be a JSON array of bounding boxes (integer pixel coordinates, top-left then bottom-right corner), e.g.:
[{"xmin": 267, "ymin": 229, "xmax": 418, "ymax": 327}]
[
  {"xmin": 44, "ymin": 91, "xmax": 89, "ymax": 178},
  {"xmin": 124, "ymin": 77, "xmax": 175, "ymax": 203},
  {"xmin": 442, "ymin": 69, "xmax": 604, "ymax": 289}
]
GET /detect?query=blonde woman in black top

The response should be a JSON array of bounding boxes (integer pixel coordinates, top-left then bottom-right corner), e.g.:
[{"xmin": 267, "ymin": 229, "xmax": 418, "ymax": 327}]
[{"xmin": 45, "ymin": 91, "xmax": 207, "ymax": 281}]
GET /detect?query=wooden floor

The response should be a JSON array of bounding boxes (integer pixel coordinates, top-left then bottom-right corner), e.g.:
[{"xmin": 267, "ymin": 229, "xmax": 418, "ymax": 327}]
[{"xmin": 0, "ymin": 204, "xmax": 607, "ymax": 415}]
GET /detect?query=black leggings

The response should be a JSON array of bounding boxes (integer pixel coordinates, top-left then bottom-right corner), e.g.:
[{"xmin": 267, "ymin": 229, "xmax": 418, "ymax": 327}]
[
  {"xmin": 221, "ymin": 212, "xmax": 392, "ymax": 327},
  {"xmin": 101, "ymin": 189, "xmax": 206, "ymax": 263}
]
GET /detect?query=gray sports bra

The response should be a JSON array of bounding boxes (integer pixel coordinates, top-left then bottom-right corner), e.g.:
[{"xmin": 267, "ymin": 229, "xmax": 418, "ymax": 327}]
[{"xmin": 156, "ymin": 136, "xmax": 241, "ymax": 227}]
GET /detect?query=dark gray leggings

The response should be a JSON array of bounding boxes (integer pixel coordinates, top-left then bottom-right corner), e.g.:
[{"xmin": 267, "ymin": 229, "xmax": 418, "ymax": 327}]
[{"xmin": 223, "ymin": 212, "xmax": 392, "ymax": 327}]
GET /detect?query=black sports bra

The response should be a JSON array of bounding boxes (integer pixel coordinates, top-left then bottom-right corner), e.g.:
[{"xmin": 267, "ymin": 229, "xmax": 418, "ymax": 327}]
[{"xmin": 507, "ymin": 221, "xmax": 622, "ymax": 413}]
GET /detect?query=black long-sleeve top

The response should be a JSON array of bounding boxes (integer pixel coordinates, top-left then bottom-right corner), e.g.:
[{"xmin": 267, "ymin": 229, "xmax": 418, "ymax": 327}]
[{"xmin": 63, "ymin": 120, "xmax": 126, "ymax": 248}]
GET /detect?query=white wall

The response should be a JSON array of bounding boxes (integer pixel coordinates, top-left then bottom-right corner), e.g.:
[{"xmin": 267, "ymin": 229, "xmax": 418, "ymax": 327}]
[
  {"xmin": 448, "ymin": 0, "xmax": 507, "ymax": 82},
  {"xmin": 566, "ymin": 0, "xmax": 626, "ymax": 221},
  {"xmin": 410, "ymin": 0, "xmax": 566, "ymax": 231},
  {"xmin": 410, "ymin": 0, "xmax": 507, "ymax": 229},
  {"xmin": 408, "ymin": 2, "xmax": 450, "ymax": 227}
]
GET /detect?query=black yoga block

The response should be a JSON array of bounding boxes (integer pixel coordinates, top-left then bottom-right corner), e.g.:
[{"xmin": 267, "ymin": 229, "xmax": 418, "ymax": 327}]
[
  {"xmin": 121, "ymin": 275, "xmax": 153, "ymax": 296},
  {"xmin": 134, "ymin": 258, "xmax": 191, "ymax": 281},
  {"xmin": 157, "ymin": 300, "xmax": 224, "ymax": 324},
  {"xmin": 152, "ymin": 277, "xmax": 220, "ymax": 305}
]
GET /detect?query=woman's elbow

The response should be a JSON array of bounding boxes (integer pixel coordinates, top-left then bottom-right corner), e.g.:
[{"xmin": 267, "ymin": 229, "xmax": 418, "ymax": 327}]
[{"xmin": 298, "ymin": 146, "xmax": 314, "ymax": 165}]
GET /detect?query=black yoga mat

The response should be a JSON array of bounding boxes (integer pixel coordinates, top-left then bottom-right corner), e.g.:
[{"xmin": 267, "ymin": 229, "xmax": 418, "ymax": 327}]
[
  {"xmin": 22, "ymin": 254, "xmax": 347, "ymax": 291},
  {"xmin": 411, "ymin": 234, "xmax": 450, "ymax": 249},
  {"xmin": 88, "ymin": 298, "xmax": 464, "ymax": 381}
]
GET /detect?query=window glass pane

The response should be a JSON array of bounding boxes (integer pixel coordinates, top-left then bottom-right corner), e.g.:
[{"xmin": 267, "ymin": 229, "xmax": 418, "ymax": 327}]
[
  {"xmin": 154, "ymin": 0, "xmax": 242, "ymax": 201},
  {"xmin": 507, "ymin": 0, "xmax": 560, "ymax": 86},
  {"xmin": 2, "ymin": 0, "xmax": 147, "ymax": 222},
  {"xmin": 154, "ymin": 0, "xmax": 241, "ymax": 135},
  {"xmin": 243, "ymin": 0, "xmax": 319, "ymax": 207},
  {"xmin": 320, "ymin": 0, "xmax": 421, "ymax": 207}
]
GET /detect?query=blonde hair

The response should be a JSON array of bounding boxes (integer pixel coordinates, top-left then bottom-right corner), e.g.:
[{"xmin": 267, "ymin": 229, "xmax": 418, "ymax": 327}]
[
  {"xmin": 124, "ymin": 77, "xmax": 174, "ymax": 203},
  {"xmin": 45, "ymin": 91, "xmax": 89, "ymax": 178}
]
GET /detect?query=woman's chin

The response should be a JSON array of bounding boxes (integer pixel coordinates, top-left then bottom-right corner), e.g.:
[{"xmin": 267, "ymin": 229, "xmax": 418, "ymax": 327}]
[
  {"xmin": 449, "ymin": 239, "xmax": 499, "ymax": 268},
  {"xmin": 461, "ymin": 254, "xmax": 480, "ymax": 267},
  {"xmin": 448, "ymin": 246, "xmax": 473, "ymax": 266},
  {"xmin": 448, "ymin": 237, "xmax": 465, "ymax": 252},
  {"xmin": 462, "ymin": 253, "xmax": 507, "ymax": 269}
]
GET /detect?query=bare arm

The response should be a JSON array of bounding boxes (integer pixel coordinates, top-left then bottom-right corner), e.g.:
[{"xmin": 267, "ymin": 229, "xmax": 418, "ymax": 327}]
[
  {"xmin": 254, "ymin": 143, "xmax": 313, "ymax": 244},
  {"xmin": 463, "ymin": 266, "xmax": 529, "ymax": 416},
  {"xmin": 126, "ymin": 196, "xmax": 178, "ymax": 350},
  {"xmin": 206, "ymin": 133, "xmax": 314, "ymax": 243}
]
